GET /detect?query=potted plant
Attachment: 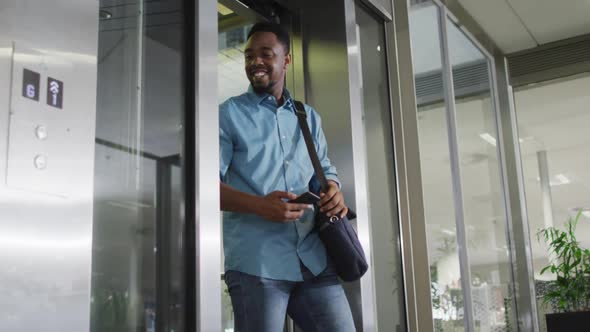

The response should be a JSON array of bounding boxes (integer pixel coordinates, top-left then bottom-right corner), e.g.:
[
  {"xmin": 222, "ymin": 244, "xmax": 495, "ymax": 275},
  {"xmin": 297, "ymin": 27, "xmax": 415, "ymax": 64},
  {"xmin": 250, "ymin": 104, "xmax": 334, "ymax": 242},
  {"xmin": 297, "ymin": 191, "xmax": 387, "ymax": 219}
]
[{"xmin": 537, "ymin": 211, "xmax": 590, "ymax": 331}]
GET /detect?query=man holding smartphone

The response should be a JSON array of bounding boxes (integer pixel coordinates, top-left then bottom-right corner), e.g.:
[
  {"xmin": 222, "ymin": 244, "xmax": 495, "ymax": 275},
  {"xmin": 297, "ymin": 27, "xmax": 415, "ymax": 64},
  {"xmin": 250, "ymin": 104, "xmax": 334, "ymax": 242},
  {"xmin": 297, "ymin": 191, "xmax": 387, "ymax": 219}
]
[{"xmin": 219, "ymin": 22, "xmax": 355, "ymax": 332}]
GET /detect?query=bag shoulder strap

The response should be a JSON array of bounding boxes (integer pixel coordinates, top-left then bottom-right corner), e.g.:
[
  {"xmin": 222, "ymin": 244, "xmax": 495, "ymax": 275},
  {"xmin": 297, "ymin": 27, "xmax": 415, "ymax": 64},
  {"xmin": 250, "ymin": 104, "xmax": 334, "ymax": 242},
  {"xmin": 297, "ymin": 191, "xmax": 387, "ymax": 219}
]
[
  {"xmin": 293, "ymin": 100, "xmax": 329, "ymax": 193},
  {"xmin": 294, "ymin": 100, "xmax": 357, "ymax": 220}
]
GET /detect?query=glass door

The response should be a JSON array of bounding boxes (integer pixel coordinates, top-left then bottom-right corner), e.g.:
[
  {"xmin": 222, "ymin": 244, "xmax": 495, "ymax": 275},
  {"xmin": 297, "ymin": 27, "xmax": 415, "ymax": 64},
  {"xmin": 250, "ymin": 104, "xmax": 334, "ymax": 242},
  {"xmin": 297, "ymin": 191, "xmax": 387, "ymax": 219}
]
[
  {"xmin": 445, "ymin": 16, "xmax": 515, "ymax": 332},
  {"xmin": 91, "ymin": 0, "xmax": 187, "ymax": 330},
  {"xmin": 409, "ymin": 3, "xmax": 465, "ymax": 330}
]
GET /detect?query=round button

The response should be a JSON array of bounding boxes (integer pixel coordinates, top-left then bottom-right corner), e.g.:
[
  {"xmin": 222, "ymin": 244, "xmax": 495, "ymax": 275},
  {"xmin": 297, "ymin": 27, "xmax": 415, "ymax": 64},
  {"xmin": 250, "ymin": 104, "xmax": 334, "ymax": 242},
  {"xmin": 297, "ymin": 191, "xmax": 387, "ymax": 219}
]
[
  {"xmin": 34, "ymin": 155, "xmax": 47, "ymax": 170},
  {"xmin": 35, "ymin": 125, "xmax": 48, "ymax": 140}
]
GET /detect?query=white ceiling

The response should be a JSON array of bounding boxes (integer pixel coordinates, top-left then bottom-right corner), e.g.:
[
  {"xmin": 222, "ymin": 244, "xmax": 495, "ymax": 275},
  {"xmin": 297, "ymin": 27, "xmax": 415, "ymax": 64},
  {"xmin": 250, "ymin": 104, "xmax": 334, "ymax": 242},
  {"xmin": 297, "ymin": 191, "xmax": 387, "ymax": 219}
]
[{"xmin": 456, "ymin": 0, "xmax": 590, "ymax": 53}]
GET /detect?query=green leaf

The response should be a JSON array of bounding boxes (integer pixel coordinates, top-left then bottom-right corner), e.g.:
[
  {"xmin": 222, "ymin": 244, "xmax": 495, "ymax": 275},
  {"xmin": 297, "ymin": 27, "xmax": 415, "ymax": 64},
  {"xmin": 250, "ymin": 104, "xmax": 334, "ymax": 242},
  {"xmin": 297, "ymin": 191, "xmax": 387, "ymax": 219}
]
[{"xmin": 538, "ymin": 212, "xmax": 590, "ymax": 312}]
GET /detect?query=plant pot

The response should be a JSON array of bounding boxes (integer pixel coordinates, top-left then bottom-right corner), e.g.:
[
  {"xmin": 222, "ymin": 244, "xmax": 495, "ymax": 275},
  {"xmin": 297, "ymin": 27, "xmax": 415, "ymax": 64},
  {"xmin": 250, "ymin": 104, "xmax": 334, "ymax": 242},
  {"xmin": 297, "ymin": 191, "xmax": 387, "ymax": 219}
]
[{"xmin": 546, "ymin": 311, "xmax": 590, "ymax": 332}]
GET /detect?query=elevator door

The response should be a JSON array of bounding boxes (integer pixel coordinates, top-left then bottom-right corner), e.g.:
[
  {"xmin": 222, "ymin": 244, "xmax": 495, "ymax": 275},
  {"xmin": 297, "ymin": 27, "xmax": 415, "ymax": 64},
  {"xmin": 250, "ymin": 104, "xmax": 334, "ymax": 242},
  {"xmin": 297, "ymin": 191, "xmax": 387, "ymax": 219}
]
[
  {"xmin": 1, "ymin": 0, "xmax": 203, "ymax": 331},
  {"xmin": 91, "ymin": 0, "xmax": 188, "ymax": 331},
  {"xmin": 356, "ymin": 2, "xmax": 407, "ymax": 331}
]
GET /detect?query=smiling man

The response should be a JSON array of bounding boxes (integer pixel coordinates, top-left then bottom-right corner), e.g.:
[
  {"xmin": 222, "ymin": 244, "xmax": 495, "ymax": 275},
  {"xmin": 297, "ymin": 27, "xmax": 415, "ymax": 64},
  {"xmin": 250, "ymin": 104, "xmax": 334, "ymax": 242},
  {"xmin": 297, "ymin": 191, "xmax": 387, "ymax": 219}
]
[{"xmin": 219, "ymin": 22, "xmax": 355, "ymax": 331}]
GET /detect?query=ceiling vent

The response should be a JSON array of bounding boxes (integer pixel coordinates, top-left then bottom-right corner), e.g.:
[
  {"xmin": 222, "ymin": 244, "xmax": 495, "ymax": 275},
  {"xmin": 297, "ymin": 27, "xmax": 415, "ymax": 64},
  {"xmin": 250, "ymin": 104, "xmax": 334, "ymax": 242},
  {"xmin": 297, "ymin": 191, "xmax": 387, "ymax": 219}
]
[
  {"xmin": 415, "ymin": 59, "xmax": 490, "ymax": 107},
  {"xmin": 507, "ymin": 34, "xmax": 590, "ymax": 87}
]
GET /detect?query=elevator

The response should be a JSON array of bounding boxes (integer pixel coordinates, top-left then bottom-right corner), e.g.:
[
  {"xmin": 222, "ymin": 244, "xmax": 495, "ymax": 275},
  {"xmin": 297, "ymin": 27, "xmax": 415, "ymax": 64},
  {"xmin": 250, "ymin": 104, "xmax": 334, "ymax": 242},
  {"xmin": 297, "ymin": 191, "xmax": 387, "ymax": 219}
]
[{"xmin": 0, "ymin": 0, "xmax": 409, "ymax": 331}]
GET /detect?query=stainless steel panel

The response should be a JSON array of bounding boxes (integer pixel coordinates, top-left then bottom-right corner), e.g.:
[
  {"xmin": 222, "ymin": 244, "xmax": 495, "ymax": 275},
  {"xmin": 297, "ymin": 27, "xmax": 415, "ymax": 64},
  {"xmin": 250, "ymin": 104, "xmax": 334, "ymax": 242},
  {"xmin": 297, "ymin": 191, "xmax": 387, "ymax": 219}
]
[
  {"xmin": 195, "ymin": 0, "xmax": 222, "ymax": 330},
  {"xmin": 299, "ymin": 0, "xmax": 375, "ymax": 329},
  {"xmin": 360, "ymin": 0, "xmax": 393, "ymax": 21},
  {"xmin": 353, "ymin": 1, "xmax": 406, "ymax": 331},
  {"xmin": 285, "ymin": 13, "xmax": 306, "ymax": 101},
  {"xmin": 0, "ymin": 0, "xmax": 98, "ymax": 331},
  {"xmin": 343, "ymin": 0, "xmax": 377, "ymax": 330},
  {"xmin": 7, "ymin": 43, "xmax": 91, "ymax": 196},
  {"xmin": 389, "ymin": 0, "xmax": 435, "ymax": 330},
  {"xmin": 0, "ymin": 40, "xmax": 12, "ymax": 183}
]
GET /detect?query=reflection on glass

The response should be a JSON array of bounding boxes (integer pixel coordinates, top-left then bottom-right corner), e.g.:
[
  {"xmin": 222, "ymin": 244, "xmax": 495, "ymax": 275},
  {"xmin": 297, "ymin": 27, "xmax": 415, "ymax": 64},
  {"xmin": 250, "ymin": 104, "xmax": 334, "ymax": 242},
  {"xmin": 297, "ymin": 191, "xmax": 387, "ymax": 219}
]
[
  {"xmin": 356, "ymin": 2, "xmax": 406, "ymax": 331},
  {"xmin": 514, "ymin": 73, "xmax": 590, "ymax": 331},
  {"xmin": 218, "ymin": 19, "xmax": 252, "ymax": 104},
  {"xmin": 409, "ymin": 2, "xmax": 465, "ymax": 331},
  {"xmin": 91, "ymin": 0, "xmax": 186, "ymax": 331}
]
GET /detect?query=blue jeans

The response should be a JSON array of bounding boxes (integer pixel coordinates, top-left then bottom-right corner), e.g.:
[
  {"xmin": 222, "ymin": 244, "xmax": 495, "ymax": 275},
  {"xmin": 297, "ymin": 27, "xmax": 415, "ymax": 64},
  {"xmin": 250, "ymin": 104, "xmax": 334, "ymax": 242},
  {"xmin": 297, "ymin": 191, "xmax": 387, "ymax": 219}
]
[{"xmin": 224, "ymin": 264, "xmax": 355, "ymax": 332}]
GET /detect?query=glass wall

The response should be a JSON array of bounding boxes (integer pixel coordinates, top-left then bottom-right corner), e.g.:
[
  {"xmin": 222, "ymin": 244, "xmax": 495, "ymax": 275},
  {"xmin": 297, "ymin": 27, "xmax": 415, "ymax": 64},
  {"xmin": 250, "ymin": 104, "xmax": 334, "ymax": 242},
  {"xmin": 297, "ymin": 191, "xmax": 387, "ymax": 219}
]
[
  {"xmin": 513, "ymin": 72, "xmax": 590, "ymax": 331},
  {"xmin": 409, "ymin": 1, "xmax": 516, "ymax": 331},
  {"xmin": 409, "ymin": 3, "xmax": 465, "ymax": 330},
  {"xmin": 91, "ymin": 0, "xmax": 186, "ymax": 331},
  {"xmin": 445, "ymin": 18, "xmax": 515, "ymax": 332}
]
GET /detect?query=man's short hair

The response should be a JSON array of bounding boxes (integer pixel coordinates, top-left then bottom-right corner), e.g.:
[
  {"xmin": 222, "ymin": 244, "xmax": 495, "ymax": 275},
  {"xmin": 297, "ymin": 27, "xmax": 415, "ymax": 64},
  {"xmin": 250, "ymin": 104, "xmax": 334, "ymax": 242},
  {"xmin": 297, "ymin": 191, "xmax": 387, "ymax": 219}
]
[{"xmin": 247, "ymin": 22, "xmax": 290, "ymax": 53}]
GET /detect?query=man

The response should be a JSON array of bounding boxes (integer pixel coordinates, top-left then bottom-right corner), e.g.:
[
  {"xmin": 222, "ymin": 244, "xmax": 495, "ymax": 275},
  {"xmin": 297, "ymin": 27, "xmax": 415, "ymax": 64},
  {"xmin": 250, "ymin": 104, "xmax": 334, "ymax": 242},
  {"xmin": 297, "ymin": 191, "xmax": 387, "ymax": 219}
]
[{"xmin": 219, "ymin": 22, "xmax": 355, "ymax": 332}]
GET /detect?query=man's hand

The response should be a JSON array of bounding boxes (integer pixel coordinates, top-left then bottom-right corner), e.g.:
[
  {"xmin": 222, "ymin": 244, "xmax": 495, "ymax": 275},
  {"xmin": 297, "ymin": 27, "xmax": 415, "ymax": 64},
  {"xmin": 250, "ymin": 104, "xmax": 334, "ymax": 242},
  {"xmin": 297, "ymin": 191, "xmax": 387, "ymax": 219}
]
[
  {"xmin": 256, "ymin": 191, "xmax": 312, "ymax": 222},
  {"xmin": 319, "ymin": 181, "xmax": 348, "ymax": 219}
]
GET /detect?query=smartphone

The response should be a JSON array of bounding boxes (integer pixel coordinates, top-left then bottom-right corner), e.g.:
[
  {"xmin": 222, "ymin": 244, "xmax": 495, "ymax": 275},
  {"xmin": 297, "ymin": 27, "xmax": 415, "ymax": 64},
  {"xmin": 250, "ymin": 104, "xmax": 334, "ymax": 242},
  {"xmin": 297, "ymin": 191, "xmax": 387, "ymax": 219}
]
[{"xmin": 288, "ymin": 191, "xmax": 320, "ymax": 204}]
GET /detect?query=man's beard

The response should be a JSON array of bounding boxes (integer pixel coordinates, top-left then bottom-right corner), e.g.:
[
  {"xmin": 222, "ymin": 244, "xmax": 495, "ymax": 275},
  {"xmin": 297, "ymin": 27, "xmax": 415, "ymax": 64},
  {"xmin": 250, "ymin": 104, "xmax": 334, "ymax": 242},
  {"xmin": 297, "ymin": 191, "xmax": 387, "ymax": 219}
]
[{"xmin": 250, "ymin": 79, "xmax": 277, "ymax": 94}]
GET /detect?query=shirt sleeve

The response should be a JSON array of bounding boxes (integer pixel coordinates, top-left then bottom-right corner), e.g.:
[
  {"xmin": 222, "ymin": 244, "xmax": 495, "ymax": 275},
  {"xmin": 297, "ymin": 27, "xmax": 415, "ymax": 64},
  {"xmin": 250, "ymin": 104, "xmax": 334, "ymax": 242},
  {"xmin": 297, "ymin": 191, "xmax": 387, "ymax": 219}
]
[
  {"xmin": 307, "ymin": 105, "xmax": 341, "ymax": 188},
  {"xmin": 219, "ymin": 102, "xmax": 234, "ymax": 181}
]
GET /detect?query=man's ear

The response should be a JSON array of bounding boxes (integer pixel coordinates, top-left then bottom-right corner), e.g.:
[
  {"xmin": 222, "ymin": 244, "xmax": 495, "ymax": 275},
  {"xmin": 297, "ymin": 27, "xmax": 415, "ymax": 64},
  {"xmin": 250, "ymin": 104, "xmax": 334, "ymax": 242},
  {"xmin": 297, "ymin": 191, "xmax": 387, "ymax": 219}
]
[{"xmin": 284, "ymin": 54, "xmax": 292, "ymax": 70}]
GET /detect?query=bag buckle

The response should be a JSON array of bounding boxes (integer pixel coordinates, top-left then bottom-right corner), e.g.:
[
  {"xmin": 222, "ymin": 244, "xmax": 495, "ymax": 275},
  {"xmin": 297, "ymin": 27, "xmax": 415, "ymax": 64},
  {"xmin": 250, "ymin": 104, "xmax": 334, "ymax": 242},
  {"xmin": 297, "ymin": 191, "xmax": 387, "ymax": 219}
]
[
  {"xmin": 329, "ymin": 215, "xmax": 340, "ymax": 223},
  {"xmin": 318, "ymin": 215, "xmax": 340, "ymax": 232}
]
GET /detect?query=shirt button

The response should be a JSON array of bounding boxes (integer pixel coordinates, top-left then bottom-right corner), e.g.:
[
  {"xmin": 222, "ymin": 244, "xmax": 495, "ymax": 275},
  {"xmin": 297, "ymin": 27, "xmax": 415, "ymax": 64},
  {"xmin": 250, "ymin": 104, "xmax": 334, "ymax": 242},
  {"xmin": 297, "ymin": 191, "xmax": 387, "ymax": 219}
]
[
  {"xmin": 290, "ymin": 187, "xmax": 294, "ymax": 191},
  {"xmin": 285, "ymin": 160, "xmax": 289, "ymax": 165},
  {"xmin": 282, "ymin": 135, "xmax": 286, "ymax": 140}
]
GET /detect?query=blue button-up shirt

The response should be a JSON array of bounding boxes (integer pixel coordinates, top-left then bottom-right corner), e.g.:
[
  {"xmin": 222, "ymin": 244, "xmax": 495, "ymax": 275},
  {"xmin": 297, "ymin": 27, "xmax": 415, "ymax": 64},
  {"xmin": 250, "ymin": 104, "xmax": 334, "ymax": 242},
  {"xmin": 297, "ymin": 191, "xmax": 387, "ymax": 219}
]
[{"xmin": 219, "ymin": 87, "xmax": 340, "ymax": 281}]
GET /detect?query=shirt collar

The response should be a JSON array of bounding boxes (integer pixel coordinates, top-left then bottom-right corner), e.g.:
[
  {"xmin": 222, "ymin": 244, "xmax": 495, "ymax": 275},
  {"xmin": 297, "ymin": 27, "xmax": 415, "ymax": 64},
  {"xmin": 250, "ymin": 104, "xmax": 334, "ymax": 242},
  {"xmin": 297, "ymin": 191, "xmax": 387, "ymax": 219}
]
[{"xmin": 247, "ymin": 85, "xmax": 294, "ymax": 109}]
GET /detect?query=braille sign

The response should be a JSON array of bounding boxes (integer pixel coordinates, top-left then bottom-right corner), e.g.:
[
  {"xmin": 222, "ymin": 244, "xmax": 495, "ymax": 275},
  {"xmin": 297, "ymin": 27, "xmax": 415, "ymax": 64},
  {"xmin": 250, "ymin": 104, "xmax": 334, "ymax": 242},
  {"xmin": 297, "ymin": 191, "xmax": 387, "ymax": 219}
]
[{"xmin": 22, "ymin": 68, "xmax": 40, "ymax": 101}]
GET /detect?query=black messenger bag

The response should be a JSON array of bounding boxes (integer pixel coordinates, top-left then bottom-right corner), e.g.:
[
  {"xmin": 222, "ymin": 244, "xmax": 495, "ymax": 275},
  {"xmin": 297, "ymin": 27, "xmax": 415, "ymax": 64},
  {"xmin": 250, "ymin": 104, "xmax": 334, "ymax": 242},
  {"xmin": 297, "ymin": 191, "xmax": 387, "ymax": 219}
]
[{"xmin": 294, "ymin": 100, "xmax": 368, "ymax": 282}]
